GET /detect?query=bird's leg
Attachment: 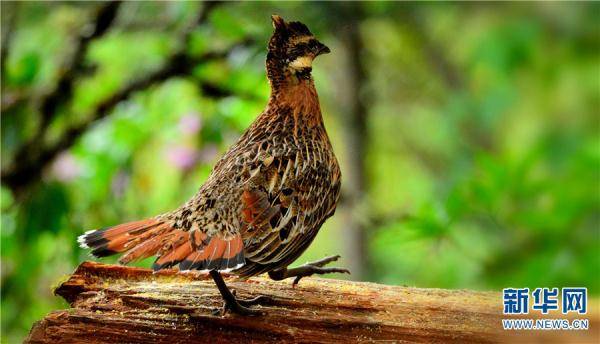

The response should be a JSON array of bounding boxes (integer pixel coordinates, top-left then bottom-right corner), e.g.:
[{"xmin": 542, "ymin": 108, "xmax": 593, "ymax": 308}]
[
  {"xmin": 268, "ymin": 255, "xmax": 350, "ymax": 286},
  {"xmin": 209, "ymin": 270, "xmax": 272, "ymax": 316}
]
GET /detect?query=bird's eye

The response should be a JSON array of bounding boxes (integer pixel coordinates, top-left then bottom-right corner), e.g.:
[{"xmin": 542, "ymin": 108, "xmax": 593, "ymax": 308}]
[{"xmin": 292, "ymin": 43, "xmax": 308, "ymax": 54}]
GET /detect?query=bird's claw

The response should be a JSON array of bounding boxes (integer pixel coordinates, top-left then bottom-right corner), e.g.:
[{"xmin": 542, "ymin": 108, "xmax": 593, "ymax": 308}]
[
  {"xmin": 290, "ymin": 255, "xmax": 351, "ymax": 286},
  {"xmin": 216, "ymin": 289, "xmax": 271, "ymax": 316}
]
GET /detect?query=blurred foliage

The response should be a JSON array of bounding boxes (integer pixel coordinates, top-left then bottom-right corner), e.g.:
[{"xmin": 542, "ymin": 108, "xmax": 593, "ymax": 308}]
[{"xmin": 1, "ymin": 1, "xmax": 599, "ymax": 342}]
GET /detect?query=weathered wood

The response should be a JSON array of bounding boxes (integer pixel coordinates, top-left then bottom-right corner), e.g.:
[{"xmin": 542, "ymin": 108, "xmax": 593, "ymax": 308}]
[{"xmin": 26, "ymin": 262, "xmax": 598, "ymax": 343}]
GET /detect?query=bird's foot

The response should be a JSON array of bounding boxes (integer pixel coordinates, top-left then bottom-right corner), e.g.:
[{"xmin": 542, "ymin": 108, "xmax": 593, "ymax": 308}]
[
  {"xmin": 213, "ymin": 290, "xmax": 273, "ymax": 316},
  {"xmin": 268, "ymin": 255, "xmax": 351, "ymax": 286},
  {"xmin": 210, "ymin": 270, "xmax": 272, "ymax": 316},
  {"xmin": 237, "ymin": 294, "xmax": 274, "ymax": 307},
  {"xmin": 304, "ymin": 254, "xmax": 345, "ymax": 268}
]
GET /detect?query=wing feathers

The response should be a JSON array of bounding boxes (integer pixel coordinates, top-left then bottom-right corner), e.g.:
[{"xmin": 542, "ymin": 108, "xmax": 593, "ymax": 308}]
[{"xmin": 178, "ymin": 234, "xmax": 244, "ymax": 271}]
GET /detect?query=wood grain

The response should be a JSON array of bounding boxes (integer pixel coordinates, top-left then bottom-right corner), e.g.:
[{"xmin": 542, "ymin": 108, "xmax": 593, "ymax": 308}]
[{"xmin": 25, "ymin": 262, "xmax": 598, "ymax": 343}]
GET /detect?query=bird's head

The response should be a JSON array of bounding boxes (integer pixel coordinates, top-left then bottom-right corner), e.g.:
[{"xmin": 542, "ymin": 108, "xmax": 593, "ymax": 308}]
[{"xmin": 267, "ymin": 15, "xmax": 330, "ymax": 80}]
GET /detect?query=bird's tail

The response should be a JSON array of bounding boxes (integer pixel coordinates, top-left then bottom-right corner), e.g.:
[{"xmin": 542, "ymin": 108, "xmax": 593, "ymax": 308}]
[
  {"xmin": 78, "ymin": 219, "xmax": 179, "ymax": 265},
  {"xmin": 78, "ymin": 218, "xmax": 246, "ymax": 271}
]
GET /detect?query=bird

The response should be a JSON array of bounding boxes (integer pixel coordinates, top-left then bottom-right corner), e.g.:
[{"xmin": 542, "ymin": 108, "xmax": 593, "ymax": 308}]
[{"xmin": 78, "ymin": 15, "xmax": 348, "ymax": 315}]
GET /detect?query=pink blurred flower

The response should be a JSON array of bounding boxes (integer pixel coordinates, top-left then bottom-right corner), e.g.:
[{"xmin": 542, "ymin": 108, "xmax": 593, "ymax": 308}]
[
  {"xmin": 51, "ymin": 152, "xmax": 81, "ymax": 182},
  {"xmin": 198, "ymin": 144, "xmax": 219, "ymax": 163},
  {"xmin": 165, "ymin": 145, "xmax": 198, "ymax": 170},
  {"xmin": 178, "ymin": 112, "xmax": 202, "ymax": 136}
]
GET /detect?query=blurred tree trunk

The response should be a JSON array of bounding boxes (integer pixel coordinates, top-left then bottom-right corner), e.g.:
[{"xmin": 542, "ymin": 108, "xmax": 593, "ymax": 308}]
[{"xmin": 335, "ymin": 5, "xmax": 369, "ymax": 280}]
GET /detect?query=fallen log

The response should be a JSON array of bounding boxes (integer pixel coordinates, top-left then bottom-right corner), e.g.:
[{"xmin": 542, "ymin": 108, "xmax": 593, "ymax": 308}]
[{"xmin": 25, "ymin": 261, "xmax": 598, "ymax": 343}]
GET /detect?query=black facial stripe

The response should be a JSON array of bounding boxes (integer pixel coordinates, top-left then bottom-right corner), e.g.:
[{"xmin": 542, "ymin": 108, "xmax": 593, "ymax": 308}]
[
  {"xmin": 295, "ymin": 42, "xmax": 309, "ymax": 50},
  {"xmin": 295, "ymin": 67, "xmax": 312, "ymax": 79},
  {"xmin": 289, "ymin": 43, "xmax": 308, "ymax": 57},
  {"xmin": 287, "ymin": 42, "xmax": 314, "ymax": 62}
]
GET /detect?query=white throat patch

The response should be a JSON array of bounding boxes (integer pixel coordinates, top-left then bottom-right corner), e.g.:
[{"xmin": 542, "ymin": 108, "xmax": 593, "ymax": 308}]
[{"xmin": 289, "ymin": 56, "xmax": 313, "ymax": 70}]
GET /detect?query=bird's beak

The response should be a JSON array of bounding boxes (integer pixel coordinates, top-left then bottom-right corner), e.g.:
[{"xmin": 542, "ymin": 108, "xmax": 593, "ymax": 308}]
[{"xmin": 314, "ymin": 41, "xmax": 331, "ymax": 56}]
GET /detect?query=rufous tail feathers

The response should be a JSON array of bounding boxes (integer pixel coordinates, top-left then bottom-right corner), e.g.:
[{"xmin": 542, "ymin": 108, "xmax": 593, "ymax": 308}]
[{"xmin": 78, "ymin": 219, "xmax": 245, "ymax": 271}]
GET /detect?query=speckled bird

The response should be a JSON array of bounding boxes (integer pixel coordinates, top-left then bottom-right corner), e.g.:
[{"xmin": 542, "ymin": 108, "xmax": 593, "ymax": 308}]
[{"xmin": 79, "ymin": 15, "xmax": 348, "ymax": 315}]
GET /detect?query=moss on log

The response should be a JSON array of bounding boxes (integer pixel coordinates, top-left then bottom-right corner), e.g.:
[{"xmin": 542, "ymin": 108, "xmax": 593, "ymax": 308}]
[{"xmin": 25, "ymin": 262, "xmax": 598, "ymax": 343}]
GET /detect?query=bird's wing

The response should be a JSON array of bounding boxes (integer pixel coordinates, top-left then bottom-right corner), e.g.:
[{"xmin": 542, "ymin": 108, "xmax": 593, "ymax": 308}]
[
  {"xmin": 239, "ymin": 146, "xmax": 341, "ymax": 266},
  {"xmin": 153, "ymin": 229, "xmax": 245, "ymax": 272}
]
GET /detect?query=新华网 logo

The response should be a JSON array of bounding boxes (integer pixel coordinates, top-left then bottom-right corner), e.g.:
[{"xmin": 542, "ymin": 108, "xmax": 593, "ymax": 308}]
[{"xmin": 503, "ymin": 287, "xmax": 587, "ymax": 315}]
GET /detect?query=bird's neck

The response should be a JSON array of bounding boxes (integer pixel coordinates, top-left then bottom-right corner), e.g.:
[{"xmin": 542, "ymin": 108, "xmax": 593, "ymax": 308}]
[
  {"xmin": 261, "ymin": 54, "xmax": 325, "ymax": 131},
  {"xmin": 267, "ymin": 74, "xmax": 324, "ymax": 127},
  {"xmin": 268, "ymin": 71, "xmax": 317, "ymax": 102}
]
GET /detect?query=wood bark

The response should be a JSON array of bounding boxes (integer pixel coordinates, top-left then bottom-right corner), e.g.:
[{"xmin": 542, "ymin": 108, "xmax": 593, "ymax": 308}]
[{"xmin": 26, "ymin": 262, "xmax": 599, "ymax": 343}]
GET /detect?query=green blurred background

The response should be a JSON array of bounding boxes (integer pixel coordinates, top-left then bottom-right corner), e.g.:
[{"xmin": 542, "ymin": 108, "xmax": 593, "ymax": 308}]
[{"xmin": 1, "ymin": 1, "xmax": 598, "ymax": 341}]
